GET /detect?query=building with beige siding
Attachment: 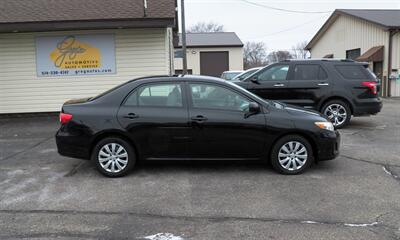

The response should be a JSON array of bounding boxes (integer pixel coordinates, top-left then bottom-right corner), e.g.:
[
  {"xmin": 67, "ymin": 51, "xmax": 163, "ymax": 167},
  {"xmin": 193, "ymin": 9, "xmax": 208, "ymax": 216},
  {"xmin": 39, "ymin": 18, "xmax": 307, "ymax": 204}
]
[
  {"xmin": 306, "ymin": 9, "xmax": 400, "ymax": 97},
  {"xmin": 0, "ymin": 0, "xmax": 177, "ymax": 114},
  {"xmin": 174, "ymin": 32, "xmax": 244, "ymax": 77}
]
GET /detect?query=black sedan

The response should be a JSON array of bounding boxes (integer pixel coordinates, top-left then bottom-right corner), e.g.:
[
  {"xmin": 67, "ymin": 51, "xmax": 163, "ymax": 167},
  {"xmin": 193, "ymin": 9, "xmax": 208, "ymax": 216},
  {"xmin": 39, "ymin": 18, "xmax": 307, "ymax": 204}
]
[{"xmin": 56, "ymin": 75, "xmax": 340, "ymax": 177}]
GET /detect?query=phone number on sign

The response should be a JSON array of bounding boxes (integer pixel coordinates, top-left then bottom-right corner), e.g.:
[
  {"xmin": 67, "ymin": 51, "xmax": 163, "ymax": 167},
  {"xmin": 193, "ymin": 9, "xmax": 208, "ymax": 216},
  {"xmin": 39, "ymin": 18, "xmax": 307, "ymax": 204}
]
[
  {"xmin": 41, "ymin": 70, "xmax": 70, "ymax": 76},
  {"xmin": 40, "ymin": 69, "xmax": 113, "ymax": 76}
]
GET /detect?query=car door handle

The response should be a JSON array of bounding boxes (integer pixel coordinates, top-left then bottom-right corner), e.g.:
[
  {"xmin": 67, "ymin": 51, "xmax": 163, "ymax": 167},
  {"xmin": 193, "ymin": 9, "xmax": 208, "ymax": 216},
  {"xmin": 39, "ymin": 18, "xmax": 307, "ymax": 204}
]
[
  {"xmin": 123, "ymin": 113, "xmax": 139, "ymax": 119},
  {"xmin": 318, "ymin": 83, "xmax": 329, "ymax": 86},
  {"xmin": 273, "ymin": 83, "xmax": 285, "ymax": 87},
  {"xmin": 191, "ymin": 115, "xmax": 208, "ymax": 122}
]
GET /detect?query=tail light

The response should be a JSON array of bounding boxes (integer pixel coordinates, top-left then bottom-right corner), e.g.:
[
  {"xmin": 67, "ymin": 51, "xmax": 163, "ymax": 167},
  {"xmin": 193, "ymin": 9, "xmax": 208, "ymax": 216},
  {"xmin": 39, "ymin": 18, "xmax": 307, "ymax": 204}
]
[
  {"xmin": 362, "ymin": 81, "xmax": 378, "ymax": 95},
  {"xmin": 60, "ymin": 112, "xmax": 73, "ymax": 124}
]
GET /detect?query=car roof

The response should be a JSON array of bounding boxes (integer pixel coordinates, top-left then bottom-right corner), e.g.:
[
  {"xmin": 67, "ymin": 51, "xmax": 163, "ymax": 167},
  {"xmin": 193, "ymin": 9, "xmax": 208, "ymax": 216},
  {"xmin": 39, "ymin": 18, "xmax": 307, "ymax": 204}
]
[
  {"xmin": 222, "ymin": 70, "xmax": 243, "ymax": 73},
  {"xmin": 133, "ymin": 74, "xmax": 228, "ymax": 84},
  {"xmin": 282, "ymin": 58, "xmax": 367, "ymax": 64}
]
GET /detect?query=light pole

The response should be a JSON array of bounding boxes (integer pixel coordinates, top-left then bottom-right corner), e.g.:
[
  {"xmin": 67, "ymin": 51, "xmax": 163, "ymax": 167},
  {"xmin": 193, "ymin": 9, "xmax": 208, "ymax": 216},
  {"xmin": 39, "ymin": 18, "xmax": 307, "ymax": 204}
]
[{"xmin": 180, "ymin": 0, "xmax": 188, "ymax": 74}]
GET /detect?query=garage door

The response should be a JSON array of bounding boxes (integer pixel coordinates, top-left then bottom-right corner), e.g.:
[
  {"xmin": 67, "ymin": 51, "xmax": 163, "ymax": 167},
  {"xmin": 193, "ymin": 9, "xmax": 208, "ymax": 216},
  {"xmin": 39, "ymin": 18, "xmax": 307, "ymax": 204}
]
[{"xmin": 200, "ymin": 51, "xmax": 229, "ymax": 77}]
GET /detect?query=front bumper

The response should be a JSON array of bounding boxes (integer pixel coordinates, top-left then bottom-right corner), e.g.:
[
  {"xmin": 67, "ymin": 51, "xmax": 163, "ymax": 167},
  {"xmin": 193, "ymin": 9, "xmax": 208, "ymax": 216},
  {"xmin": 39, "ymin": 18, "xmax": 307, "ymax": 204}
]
[{"xmin": 316, "ymin": 130, "xmax": 340, "ymax": 161}]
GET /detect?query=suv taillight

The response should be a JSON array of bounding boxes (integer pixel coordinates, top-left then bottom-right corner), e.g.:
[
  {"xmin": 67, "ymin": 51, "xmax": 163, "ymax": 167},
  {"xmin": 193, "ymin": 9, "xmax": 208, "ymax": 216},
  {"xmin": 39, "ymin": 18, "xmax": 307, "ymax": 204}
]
[
  {"xmin": 362, "ymin": 81, "xmax": 378, "ymax": 95},
  {"xmin": 60, "ymin": 112, "xmax": 73, "ymax": 124}
]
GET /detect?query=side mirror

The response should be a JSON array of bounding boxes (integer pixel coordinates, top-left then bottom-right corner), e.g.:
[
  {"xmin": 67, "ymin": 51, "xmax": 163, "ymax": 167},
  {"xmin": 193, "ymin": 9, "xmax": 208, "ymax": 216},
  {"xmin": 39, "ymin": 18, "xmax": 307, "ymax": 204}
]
[
  {"xmin": 245, "ymin": 102, "xmax": 260, "ymax": 118},
  {"xmin": 249, "ymin": 76, "xmax": 259, "ymax": 84}
]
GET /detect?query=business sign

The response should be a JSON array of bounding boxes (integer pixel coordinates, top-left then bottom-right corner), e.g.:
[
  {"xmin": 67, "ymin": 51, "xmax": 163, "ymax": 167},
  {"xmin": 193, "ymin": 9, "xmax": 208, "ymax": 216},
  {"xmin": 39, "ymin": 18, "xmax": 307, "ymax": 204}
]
[{"xmin": 35, "ymin": 34, "xmax": 116, "ymax": 77}]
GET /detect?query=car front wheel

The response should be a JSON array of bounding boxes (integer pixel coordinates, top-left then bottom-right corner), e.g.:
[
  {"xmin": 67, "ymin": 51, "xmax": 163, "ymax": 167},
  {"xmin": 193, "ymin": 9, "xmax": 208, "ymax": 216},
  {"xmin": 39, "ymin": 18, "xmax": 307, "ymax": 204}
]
[
  {"xmin": 92, "ymin": 137, "xmax": 136, "ymax": 177},
  {"xmin": 270, "ymin": 135, "xmax": 313, "ymax": 175}
]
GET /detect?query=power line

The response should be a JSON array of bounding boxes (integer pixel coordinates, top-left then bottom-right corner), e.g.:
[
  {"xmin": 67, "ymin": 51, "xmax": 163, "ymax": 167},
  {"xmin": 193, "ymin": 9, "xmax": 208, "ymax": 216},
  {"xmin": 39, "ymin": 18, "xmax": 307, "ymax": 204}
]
[
  {"xmin": 245, "ymin": 14, "xmax": 329, "ymax": 40},
  {"xmin": 239, "ymin": 0, "xmax": 331, "ymax": 14}
]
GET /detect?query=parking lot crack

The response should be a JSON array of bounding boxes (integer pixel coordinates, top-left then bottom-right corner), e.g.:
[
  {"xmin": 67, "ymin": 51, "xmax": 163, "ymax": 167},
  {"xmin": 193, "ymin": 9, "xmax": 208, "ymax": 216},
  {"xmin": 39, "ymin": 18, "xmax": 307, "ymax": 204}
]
[
  {"xmin": 0, "ymin": 136, "xmax": 53, "ymax": 162},
  {"xmin": 0, "ymin": 209, "xmax": 386, "ymax": 229},
  {"xmin": 341, "ymin": 154, "xmax": 400, "ymax": 168},
  {"xmin": 64, "ymin": 161, "xmax": 88, "ymax": 177}
]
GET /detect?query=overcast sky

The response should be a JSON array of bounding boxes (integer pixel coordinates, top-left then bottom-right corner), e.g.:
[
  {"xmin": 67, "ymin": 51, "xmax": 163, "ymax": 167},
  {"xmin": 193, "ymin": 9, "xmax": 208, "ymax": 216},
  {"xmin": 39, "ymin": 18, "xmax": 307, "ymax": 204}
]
[{"xmin": 179, "ymin": 0, "xmax": 400, "ymax": 51}]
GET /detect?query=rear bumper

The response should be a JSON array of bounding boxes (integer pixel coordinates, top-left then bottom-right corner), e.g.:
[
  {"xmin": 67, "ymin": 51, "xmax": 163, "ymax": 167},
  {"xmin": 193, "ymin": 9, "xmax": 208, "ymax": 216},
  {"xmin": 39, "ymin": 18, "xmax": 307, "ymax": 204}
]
[
  {"xmin": 353, "ymin": 98, "xmax": 382, "ymax": 116},
  {"xmin": 56, "ymin": 128, "xmax": 91, "ymax": 160},
  {"xmin": 316, "ymin": 130, "xmax": 340, "ymax": 161}
]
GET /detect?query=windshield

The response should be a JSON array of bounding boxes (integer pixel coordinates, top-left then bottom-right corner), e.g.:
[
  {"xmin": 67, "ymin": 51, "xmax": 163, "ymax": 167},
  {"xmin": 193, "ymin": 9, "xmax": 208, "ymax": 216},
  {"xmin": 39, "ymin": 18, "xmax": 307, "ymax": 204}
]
[
  {"xmin": 225, "ymin": 80, "xmax": 273, "ymax": 106},
  {"xmin": 222, "ymin": 72, "xmax": 242, "ymax": 80},
  {"xmin": 234, "ymin": 69, "xmax": 261, "ymax": 81}
]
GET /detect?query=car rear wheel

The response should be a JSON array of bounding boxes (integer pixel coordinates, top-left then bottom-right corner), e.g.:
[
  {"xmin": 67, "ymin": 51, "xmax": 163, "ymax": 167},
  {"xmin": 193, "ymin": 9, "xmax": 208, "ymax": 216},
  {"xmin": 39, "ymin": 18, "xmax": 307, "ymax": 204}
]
[
  {"xmin": 321, "ymin": 100, "xmax": 351, "ymax": 129},
  {"xmin": 92, "ymin": 137, "xmax": 136, "ymax": 177},
  {"xmin": 270, "ymin": 135, "xmax": 313, "ymax": 175}
]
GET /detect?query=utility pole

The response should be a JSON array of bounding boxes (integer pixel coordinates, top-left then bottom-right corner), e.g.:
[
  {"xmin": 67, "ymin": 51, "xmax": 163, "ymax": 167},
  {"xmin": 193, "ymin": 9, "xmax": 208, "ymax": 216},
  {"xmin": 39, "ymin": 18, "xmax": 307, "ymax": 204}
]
[{"xmin": 180, "ymin": 0, "xmax": 188, "ymax": 74}]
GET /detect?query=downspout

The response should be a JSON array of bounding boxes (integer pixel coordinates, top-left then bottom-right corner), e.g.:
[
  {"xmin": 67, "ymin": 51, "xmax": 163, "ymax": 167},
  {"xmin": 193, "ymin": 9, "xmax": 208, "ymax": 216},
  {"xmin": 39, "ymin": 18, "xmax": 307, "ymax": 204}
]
[
  {"xmin": 143, "ymin": 0, "xmax": 147, "ymax": 17},
  {"xmin": 387, "ymin": 29, "xmax": 399, "ymax": 97}
]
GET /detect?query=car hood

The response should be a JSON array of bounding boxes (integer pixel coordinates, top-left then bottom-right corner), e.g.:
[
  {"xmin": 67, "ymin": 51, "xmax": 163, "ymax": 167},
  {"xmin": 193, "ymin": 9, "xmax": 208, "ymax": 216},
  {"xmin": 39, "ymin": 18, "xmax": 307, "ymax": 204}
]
[{"xmin": 272, "ymin": 101, "xmax": 328, "ymax": 120}]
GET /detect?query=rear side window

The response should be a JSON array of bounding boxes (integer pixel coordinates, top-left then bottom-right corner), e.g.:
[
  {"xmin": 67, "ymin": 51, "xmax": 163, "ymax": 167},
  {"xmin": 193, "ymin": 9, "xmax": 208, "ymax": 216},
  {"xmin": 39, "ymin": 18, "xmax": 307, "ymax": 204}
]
[
  {"xmin": 335, "ymin": 65, "xmax": 368, "ymax": 79},
  {"xmin": 294, "ymin": 64, "xmax": 327, "ymax": 80},
  {"xmin": 125, "ymin": 83, "xmax": 183, "ymax": 107}
]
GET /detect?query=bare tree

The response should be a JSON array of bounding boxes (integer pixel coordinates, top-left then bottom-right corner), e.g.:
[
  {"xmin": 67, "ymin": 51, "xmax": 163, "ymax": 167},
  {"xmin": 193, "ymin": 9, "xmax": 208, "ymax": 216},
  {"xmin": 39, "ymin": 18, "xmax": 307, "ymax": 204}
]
[
  {"xmin": 291, "ymin": 40, "xmax": 310, "ymax": 59},
  {"xmin": 267, "ymin": 51, "xmax": 293, "ymax": 63},
  {"xmin": 187, "ymin": 22, "xmax": 225, "ymax": 33},
  {"xmin": 243, "ymin": 41, "xmax": 268, "ymax": 69}
]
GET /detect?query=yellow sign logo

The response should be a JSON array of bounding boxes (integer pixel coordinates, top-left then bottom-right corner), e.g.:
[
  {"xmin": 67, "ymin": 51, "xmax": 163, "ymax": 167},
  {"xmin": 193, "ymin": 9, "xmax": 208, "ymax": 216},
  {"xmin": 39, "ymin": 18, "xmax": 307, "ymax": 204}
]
[{"xmin": 50, "ymin": 36, "xmax": 101, "ymax": 69}]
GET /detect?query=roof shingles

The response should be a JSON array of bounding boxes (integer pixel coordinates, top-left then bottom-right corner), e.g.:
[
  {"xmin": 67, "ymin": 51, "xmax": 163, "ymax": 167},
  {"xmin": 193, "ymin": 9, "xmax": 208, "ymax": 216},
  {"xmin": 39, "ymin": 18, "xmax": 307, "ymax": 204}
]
[
  {"xmin": 0, "ymin": 0, "xmax": 176, "ymax": 23},
  {"xmin": 178, "ymin": 32, "xmax": 244, "ymax": 47},
  {"xmin": 338, "ymin": 9, "xmax": 400, "ymax": 28}
]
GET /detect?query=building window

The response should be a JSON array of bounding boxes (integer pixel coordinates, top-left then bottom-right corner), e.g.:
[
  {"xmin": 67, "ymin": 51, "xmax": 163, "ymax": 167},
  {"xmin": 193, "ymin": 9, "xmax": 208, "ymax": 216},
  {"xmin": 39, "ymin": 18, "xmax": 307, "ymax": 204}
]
[
  {"xmin": 174, "ymin": 49, "xmax": 183, "ymax": 58},
  {"xmin": 346, "ymin": 48, "xmax": 361, "ymax": 60}
]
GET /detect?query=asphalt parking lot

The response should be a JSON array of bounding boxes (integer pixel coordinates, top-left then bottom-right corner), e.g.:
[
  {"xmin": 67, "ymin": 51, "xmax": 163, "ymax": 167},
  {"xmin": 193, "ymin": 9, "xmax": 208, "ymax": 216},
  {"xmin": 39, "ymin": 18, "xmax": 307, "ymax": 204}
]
[{"xmin": 0, "ymin": 98, "xmax": 399, "ymax": 240}]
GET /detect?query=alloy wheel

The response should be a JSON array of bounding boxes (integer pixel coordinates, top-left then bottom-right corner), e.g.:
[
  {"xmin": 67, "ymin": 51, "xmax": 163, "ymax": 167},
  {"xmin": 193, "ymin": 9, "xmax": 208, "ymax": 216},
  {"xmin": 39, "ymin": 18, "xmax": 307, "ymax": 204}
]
[
  {"xmin": 278, "ymin": 141, "xmax": 308, "ymax": 171},
  {"xmin": 98, "ymin": 143, "xmax": 128, "ymax": 173},
  {"xmin": 324, "ymin": 103, "xmax": 347, "ymax": 127}
]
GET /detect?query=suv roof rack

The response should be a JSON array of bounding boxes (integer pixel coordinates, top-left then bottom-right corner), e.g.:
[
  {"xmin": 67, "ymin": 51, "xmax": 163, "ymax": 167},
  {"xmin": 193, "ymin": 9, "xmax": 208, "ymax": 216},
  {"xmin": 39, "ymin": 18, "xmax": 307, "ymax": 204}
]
[{"xmin": 282, "ymin": 58, "xmax": 355, "ymax": 62}]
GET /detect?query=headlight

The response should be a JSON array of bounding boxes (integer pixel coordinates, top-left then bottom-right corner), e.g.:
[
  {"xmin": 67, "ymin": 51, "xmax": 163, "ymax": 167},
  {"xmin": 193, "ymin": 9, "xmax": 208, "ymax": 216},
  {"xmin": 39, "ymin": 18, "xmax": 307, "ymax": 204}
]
[{"xmin": 315, "ymin": 121, "xmax": 334, "ymax": 131}]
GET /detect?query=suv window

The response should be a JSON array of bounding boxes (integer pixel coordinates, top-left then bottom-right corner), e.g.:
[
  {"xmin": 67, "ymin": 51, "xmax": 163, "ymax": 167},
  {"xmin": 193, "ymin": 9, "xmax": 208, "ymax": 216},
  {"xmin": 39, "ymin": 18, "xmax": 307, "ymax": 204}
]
[
  {"xmin": 125, "ymin": 83, "xmax": 183, "ymax": 107},
  {"xmin": 294, "ymin": 64, "xmax": 327, "ymax": 80},
  {"xmin": 335, "ymin": 65, "xmax": 367, "ymax": 79},
  {"xmin": 257, "ymin": 65, "xmax": 289, "ymax": 81},
  {"xmin": 190, "ymin": 83, "xmax": 250, "ymax": 112}
]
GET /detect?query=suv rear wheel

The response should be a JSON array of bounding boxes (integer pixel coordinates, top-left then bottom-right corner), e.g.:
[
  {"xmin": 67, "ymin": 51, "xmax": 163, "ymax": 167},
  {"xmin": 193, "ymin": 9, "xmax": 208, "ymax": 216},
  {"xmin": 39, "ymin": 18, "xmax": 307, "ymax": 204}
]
[{"xmin": 321, "ymin": 100, "xmax": 351, "ymax": 129}]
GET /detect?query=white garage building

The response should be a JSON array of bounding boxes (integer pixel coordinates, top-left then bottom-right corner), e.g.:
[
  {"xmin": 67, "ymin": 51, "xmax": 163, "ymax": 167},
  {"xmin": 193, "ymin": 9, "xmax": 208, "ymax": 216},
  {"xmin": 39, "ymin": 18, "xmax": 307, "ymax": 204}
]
[
  {"xmin": 0, "ymin": 0, "xmax": 177, "ymax": 114},
  {"xmin": 174, "ymin": 32, "xmax": 244, "ymax": 77}
]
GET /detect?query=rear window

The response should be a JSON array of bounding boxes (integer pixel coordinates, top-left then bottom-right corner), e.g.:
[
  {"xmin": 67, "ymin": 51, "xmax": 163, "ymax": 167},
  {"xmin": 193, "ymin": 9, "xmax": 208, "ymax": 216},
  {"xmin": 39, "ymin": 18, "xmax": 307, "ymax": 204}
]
[{"xmin": 335, "ymin": 65, "xmax": 369, "ymax": 79}]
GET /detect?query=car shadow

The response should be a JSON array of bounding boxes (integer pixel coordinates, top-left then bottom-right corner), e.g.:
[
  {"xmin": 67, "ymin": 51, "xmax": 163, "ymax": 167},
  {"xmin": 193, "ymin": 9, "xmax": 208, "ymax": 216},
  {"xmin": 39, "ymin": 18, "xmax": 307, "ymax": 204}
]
[
  {"xmin": 71, "ymin": 159, "xmax": 338, "ymax": 177},
  {"xmin": 342, "ymin": 118, "xmax": 379, "ymax": 129},
  {"xmin": 134, "ymin": 160, "xmax": 274, "ymax": 174}
]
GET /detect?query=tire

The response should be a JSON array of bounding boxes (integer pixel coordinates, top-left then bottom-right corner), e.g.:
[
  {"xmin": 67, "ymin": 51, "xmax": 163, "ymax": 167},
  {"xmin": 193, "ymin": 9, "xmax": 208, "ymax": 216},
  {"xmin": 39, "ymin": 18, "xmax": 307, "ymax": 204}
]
[
  {"xmin": 91, "ymin": 137, "xmax": 136, "ymax": 177},
  {"xmin": 321, "ymin": 100, "xmax": 351, "ymax": 129},
  {"xmin": 270, "ymin": 135, "xmax": 314, "ymax": 175}
]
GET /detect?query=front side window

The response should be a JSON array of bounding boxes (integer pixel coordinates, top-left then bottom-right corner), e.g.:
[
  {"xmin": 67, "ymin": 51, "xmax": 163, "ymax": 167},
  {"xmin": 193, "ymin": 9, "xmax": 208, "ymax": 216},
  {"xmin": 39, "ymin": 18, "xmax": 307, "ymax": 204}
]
[
  {"xmin": 190, "ymin": 84, "xmax": 250, "ymax": 112},
  {"xmin": 294, "ymin": 64, "xmax": 327, "ymax": 80},
  {"xmin": 125, "ymin": 83, "xmax": 183, "ymax": 107},
  {"xmin": 257, "ymin": 65, "xmax": 289, "ymax": 81}
]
